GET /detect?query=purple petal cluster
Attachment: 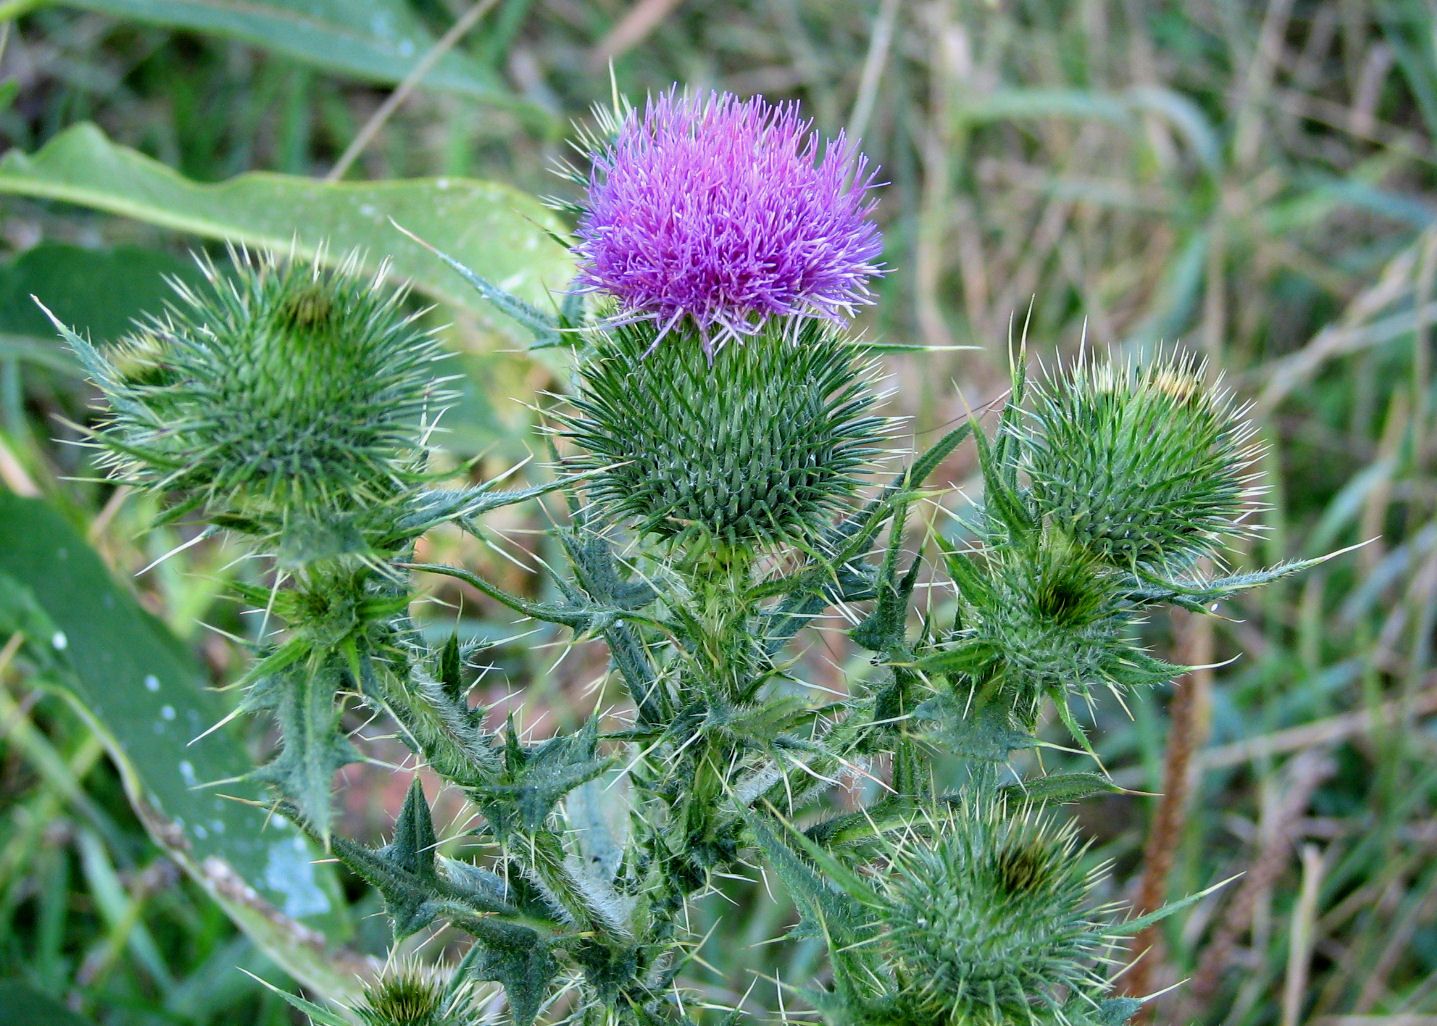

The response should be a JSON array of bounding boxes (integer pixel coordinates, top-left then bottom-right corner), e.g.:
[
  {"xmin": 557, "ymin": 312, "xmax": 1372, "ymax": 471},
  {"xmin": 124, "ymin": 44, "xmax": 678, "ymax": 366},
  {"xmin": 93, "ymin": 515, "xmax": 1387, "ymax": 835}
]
[{"xmin": 574, "ymin": 90, "xmax": 883, "ymax": 351}]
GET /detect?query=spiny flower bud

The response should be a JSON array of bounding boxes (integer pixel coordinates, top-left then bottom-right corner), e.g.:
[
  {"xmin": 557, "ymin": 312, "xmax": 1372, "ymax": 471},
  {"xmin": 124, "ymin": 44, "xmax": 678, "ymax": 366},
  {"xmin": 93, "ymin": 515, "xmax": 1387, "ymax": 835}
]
[
  {"xmin": 560, "ymin": 319, "xmax": 885, "ymax": 548},
  {"xmin": 1021, "ymin": 350, "xmax": 1260, "ymax": 574},
  {"xmin": 351, "ymin": 962, "xmax": 480, "ymax": 1026},
  {"xmin": 70, "ymin": 248, "xmax": 448, "ymax": 565},
  {"xmin": 940, "ymin": 530, "xmax": 1176, "ymax": 727},
  {"xmin": 573, "ymin": 89, "xmax": 883, "ymax": 354},
  {"xmin": 877, "ymin": 801, "xmax": 1114, "ymax": 1023}
]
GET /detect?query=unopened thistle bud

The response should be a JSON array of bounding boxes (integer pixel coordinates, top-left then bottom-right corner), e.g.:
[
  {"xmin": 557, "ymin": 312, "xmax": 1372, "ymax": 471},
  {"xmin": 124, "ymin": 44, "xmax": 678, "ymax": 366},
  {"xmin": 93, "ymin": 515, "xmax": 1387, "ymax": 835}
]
[
  {"xmin": 350, "ymin": 962, "xmax": 479, "ymax": 1026},
  {"xmin": 940, "ymin": 530, "xmax": 1176, "ymax": 726},
  {"xmin": 1021, "ymin": 350, "xmax": 1259, "ymax": 574},
  {"xmin": 877, "ymin": 801, "xmax": 1114, "ymax": 1023},
  {"xmin": 561, "ymin": 319, "xmax": 885, "ymax": 547},
  {"xmin": 573, "ymin": 89, "xmax": 884, "ymax": 354},
  {"xmin": 70, "ymin": 248, "xmax": 448, "ymax": 565}
]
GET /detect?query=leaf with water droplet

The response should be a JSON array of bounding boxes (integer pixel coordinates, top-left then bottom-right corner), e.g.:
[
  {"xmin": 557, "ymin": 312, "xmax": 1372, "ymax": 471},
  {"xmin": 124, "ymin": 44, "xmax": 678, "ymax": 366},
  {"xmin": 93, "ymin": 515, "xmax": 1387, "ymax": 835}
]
[{"xmin": 0, "ymin": 493, "xmax": 363, "ymax": 1000}]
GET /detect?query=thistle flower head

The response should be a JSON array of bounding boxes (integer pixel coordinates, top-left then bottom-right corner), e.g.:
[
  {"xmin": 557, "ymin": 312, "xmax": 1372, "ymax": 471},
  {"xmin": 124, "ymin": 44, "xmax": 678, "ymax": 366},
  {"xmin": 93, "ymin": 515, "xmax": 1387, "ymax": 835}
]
[
  {"xmin": 573, "ymin": 89, "xmax": 883, "ymax": 353},
  {"xmin": 560, "ymin": 319, "xmax": 885, "ymax": 548},
  {"xmin": 1021, "ymin": 349, "xmax": 1261, "ymax": 574},
  {"xmin": 72, "ymin": 248, "xmax": 448, "ymax": 564},
  {"xmin": 877, "ymin": 800, "xmax": 1115, "ymax": 1023}
]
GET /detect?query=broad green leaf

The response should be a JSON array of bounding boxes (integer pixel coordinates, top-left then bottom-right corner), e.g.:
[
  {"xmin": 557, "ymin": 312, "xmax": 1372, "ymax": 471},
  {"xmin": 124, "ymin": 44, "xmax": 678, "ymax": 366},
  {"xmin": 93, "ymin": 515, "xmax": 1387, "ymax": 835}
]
[
  {"xmin": 0, "ymin": 494, "xmax": 372, "ymax": 1001},
  {"xmin": 0, "ymin": 123, "xmax": 574, "ymax": 335},
  {"xmin": 0, "ymin": 243, "xmax": 201, "ymax": 371},
  {"xmin": 35, "ymin": 0, "xmax": 536, "ymax": 110}
]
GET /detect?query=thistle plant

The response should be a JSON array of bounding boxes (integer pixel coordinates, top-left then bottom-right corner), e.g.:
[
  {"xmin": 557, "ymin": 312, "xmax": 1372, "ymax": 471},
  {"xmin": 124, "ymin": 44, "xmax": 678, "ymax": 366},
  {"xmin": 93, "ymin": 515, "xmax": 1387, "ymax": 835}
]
[{"xmin": 54, "ymin": 87, "xmax": 1335, "ymax": 1026}]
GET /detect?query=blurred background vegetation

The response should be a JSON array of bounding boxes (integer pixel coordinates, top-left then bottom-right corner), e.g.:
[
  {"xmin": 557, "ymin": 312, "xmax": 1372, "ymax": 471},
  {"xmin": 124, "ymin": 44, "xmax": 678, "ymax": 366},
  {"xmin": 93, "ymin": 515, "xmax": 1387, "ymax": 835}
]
[{"xmin": 0, "ymin": 1, "xmax": 1434, "ymax": 1024}]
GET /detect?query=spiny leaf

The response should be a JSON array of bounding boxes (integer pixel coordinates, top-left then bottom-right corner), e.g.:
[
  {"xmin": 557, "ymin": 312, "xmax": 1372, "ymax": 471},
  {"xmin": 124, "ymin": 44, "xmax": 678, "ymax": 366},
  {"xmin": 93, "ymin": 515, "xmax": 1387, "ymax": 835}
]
[
  {"xmin": 438, "ymin": 633, "xmax": 464, "ymax": 706},
  {"xmin": 851, "ymin": 496, "xmax": 919, "ymax": 653},
  {"xmin": 1091, "ymin": 996, "xmax": 1144, "ymax": 1025},
  {"xmin": 760, "ymin": 421, "xmax": 975, "ymax": 658},
  {"xmin": 465, "ymin": 921, "xmax": 558, "ymax": 1026},
  {"xmin": 910, "ymin": 693, "xmax": 1037, "ymax": 762},
  {"xmin": 1105, "ymin": 874, "xmax": 1240, "ymax": 936},
  {"xmin": 561, "ymin": 533, "xmax": 669, "ymax": 724},
  {"xmin": 407, "ymin": 561, "xmax": 595, "ymax": 629},
  {"xmin": 1124, "ymin": 544, "xmax": 1364, "ymax": 610},
  {"xmin": 359, "ymin": 651, "xmax": 498, "ymax": 792},
  {"xmin": 1000, "ymin": 771, "xmax": 1122, "ymax": 805},
  {"xmin": 971, "ymin": 409, "xmax": 1034, "ymax": 537},
  {"xmin": 396, "ymin": 225, "xmax": 563, "ymax": 347},
  {"xmin": 398, "ymin": 476, "xmax": 584, "ymax": 537},
  {"xmin": 738, "ymin": 806, "xmax": 871, "ymax": 946},
  {"xmin": 249, "ymin": 662, "xmax": 357, "ymax": 848},
  {"xmin": 475, "ymin": 718, "xmax": 612, "ymax": 838},
  {"xmin": 387, "ymin": 779, "xmax": 439, "ymax": 887}
]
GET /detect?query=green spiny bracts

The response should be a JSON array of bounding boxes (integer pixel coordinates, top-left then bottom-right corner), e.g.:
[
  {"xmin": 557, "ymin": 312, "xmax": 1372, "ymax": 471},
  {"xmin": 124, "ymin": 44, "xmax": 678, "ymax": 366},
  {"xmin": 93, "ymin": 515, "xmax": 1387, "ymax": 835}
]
[
  {"xmin": 71, "ymin": 247, "xmax": 450, "ymax": 565},
  {"xmin": 877, "ymin": 800, "xmax": 1116, "ymax": 1024},
  {"xmin": 1020, "ymin": 350, "xmax": 1260, "ymax": 575},
  {"xmin": 932, "ymin": 529, "xmax": 1178, "ymax": 728},
  {"xmin": 351, "ymin": 961, "xmax": 482, "ymax": 1026},
  {"xmin": 559, "ymin": 318, "xmax": 886, "ymax": 548}
]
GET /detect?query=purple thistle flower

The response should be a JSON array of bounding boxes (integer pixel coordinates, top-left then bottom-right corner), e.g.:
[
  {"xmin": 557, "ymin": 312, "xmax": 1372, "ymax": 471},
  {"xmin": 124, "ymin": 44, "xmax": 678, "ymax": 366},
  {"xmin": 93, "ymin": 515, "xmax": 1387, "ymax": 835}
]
[{"xmin": 573, "ymin": 90, "xmax": 884, "ymax": 353}]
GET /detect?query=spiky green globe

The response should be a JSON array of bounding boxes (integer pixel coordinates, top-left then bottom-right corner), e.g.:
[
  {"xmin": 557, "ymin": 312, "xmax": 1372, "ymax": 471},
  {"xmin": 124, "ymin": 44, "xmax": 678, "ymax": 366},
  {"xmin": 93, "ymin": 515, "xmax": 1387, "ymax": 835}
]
[
  {"xmin": 561, "ymin": 319, "xmax": 884, "ymax": 546},
  {"xmin": 1021, "ymin": 352, "xmax": 1258, "ymax": 574},
  {"xmin": 880, "ymin": 802, "xmax": 1110, "ymax": 1023},
  {"xmin": 943, "ymin": 531, "xmax": 1176, "ymax": 725},
  {"xmin": 351, "ymin": 964, "xmax": 478, "ymax": 1026},
  {"xmin": 77, "ymin": 249, "xmax": 445, "ymax": 562}
]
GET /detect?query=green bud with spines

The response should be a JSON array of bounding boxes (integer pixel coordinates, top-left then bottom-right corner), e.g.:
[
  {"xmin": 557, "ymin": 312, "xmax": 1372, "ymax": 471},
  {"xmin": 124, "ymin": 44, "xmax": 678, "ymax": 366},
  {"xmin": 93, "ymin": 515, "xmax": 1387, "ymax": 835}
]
[
  {"xmin": 876, "ymin": 799, "xmax": 1116, "ymax": 1024},
  {"xmin": 938, "ymin": 528, "xmax": 1178, "ymax": 728},
  {"xmin": 1021, "ymin": 350, "xmax": 1260, "ymax": 575},
  {"xmin": 70, "ymin": 247, "xmax": 450, "ymax": 565},
  {"xmin": 351, "ymin": 961, "xmax": 481, "ymax": 1026},
  {"xmin": 559, "ymin": 318, "xmax": 886, "ymax": 549}
]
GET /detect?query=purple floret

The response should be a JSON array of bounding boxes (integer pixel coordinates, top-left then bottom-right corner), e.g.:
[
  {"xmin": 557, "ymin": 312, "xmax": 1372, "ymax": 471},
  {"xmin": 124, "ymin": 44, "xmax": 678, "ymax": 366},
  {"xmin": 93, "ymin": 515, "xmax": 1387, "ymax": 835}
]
[{"xmin": 574, "ymin": 90, "xmax": 884, "ymax": 353}]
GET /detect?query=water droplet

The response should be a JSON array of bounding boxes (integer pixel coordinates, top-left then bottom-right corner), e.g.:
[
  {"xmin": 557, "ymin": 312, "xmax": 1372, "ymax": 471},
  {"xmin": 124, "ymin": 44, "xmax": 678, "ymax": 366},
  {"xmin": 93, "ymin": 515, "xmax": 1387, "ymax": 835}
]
[
  {"xmin": 161, "ymin": 705, "xmax": 176, "ymax": 721},
  {"xmin": 436, "ymin": 178, "xmax": 450, "ymax": 190},
  {"xmin": 263, "ymin": 834, "xmax": 332, "ymax": 918},
  {"xmin": 51, "ymin": 631, "xmax": 67, "ymax": 651},
  {"xmin": 144, "ymin": 674, "xmax": 160, "ymax": 693},
  {"xmin": 178, "ymin": 760, "xmax": 197, "ymax": 786}
]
